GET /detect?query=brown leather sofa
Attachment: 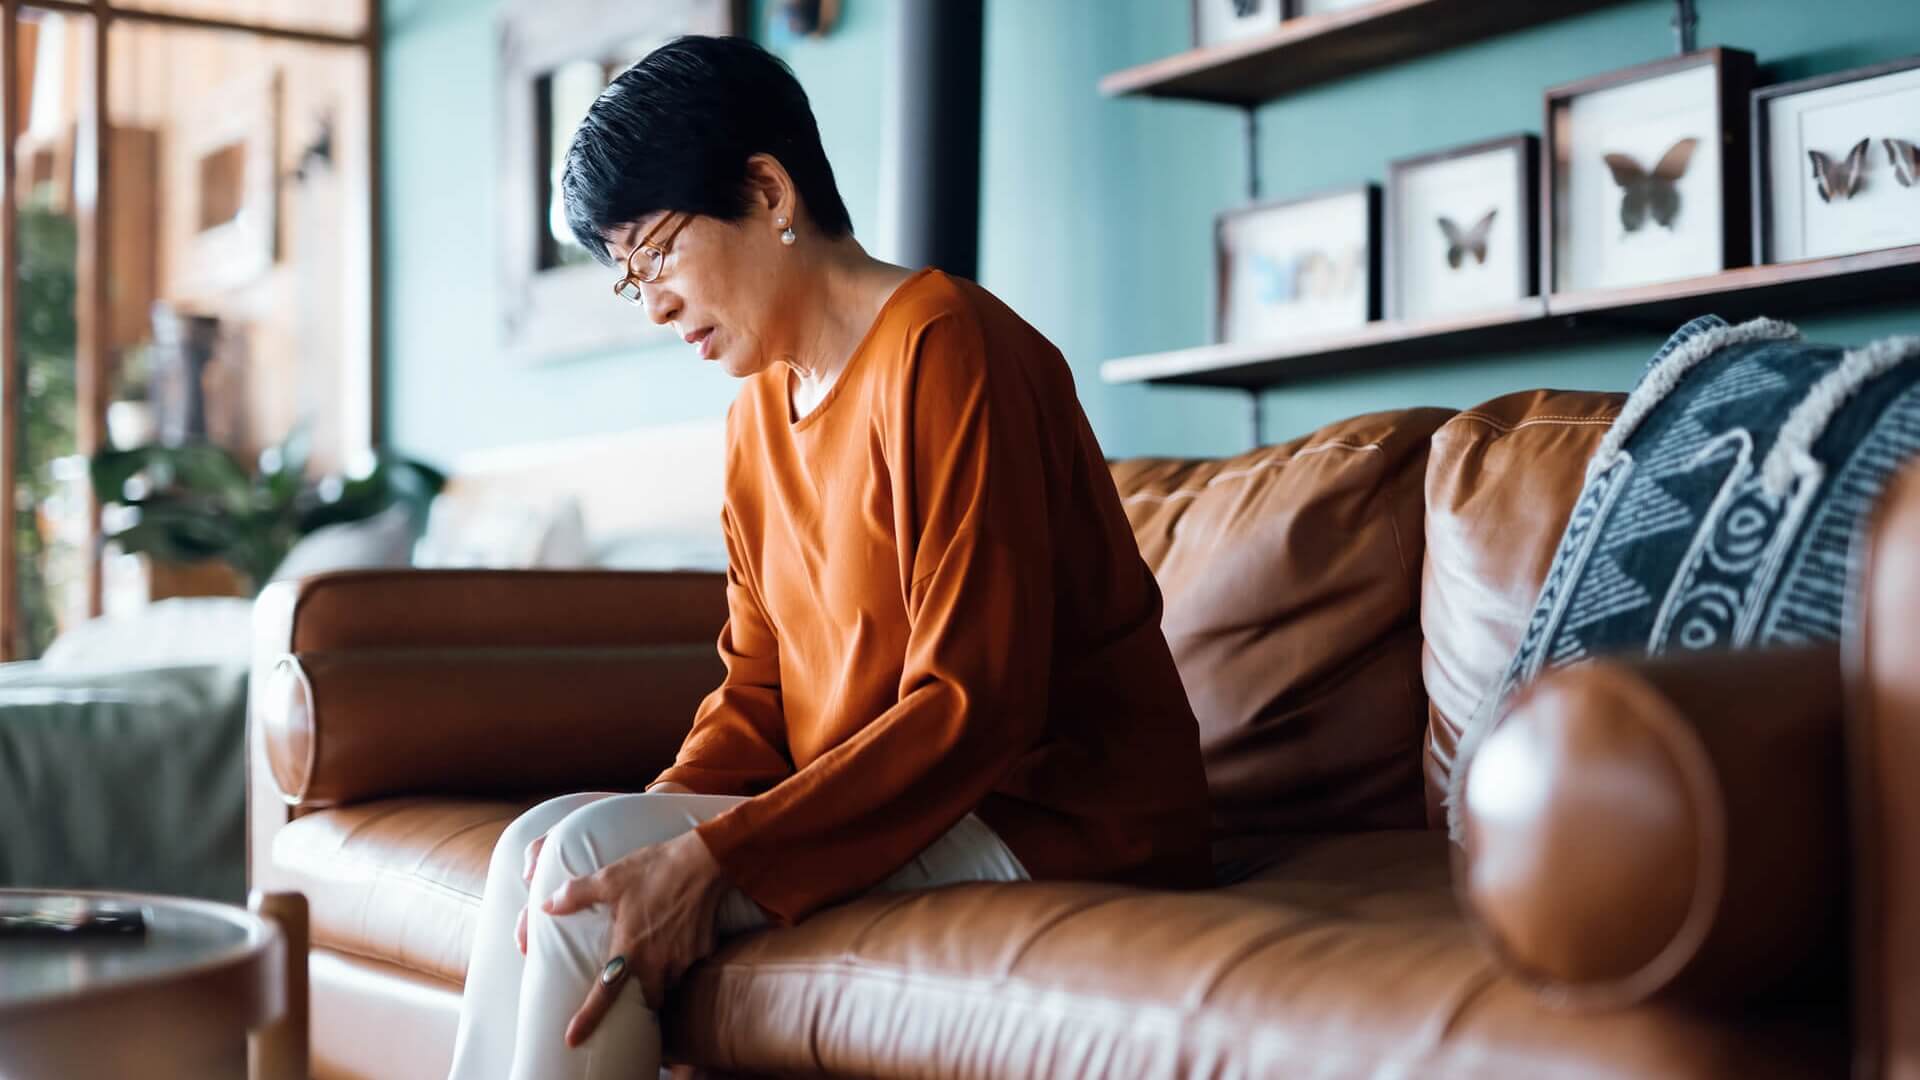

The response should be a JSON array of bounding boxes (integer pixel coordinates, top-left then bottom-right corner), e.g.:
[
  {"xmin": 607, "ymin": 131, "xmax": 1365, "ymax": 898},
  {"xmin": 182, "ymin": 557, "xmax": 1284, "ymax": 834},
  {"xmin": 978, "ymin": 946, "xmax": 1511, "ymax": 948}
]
[{"xmin": 248, "ymin": 387, "xmax": 1906, "ymax": 1078}]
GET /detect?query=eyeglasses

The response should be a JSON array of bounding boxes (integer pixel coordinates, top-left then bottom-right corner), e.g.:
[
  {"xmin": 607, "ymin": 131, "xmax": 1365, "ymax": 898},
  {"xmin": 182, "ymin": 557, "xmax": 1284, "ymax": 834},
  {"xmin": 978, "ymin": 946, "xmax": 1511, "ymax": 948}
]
[{"xmin": 613, "ymin": 213, "xmax": 692, "ymax": 305}]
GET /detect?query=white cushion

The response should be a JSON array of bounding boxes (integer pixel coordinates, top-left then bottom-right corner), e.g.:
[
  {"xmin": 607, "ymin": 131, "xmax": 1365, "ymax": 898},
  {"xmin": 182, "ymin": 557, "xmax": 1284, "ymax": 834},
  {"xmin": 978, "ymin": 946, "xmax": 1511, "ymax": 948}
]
[
  {"xmin": 412, "ymin": 491, "xmax": 591, "ymax": 569},
  {"xmin": 270, "ymin": 504, "xmax": 417, "ymax": 583},
  {"xmin": 40, "ymin": 597, "xmax": 255, "ymax": 672}
]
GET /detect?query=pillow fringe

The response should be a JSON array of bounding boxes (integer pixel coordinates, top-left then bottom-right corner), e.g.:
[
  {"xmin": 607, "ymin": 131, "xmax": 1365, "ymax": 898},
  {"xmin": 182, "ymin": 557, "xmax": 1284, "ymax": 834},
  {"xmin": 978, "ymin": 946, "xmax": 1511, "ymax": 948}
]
[
  {"xmin": 1761, "ymin": 335, "xmax": 1920, "ymax": 497},
  {"xmin": 1588, "ymin": 316, "xmax": 1802, "ymax": 479}
]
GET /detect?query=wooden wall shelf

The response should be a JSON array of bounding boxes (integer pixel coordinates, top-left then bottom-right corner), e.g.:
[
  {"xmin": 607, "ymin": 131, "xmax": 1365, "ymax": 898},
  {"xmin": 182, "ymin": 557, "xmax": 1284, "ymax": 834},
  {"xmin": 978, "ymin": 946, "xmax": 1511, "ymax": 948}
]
[
  {"xmin": 1100, "ymin": 244, "xmax": 1920, "ymax": 389},
  {"xmin": 1100, "ymin": 0, "xmax": 1631, "ymax": 106}
]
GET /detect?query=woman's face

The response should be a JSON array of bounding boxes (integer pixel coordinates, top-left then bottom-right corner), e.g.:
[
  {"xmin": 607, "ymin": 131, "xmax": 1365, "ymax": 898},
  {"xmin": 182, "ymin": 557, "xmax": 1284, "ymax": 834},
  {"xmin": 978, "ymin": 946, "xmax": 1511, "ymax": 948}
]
[{"xmin": 611, "ymin": 198, "xmax": 794, "ymax": 380}]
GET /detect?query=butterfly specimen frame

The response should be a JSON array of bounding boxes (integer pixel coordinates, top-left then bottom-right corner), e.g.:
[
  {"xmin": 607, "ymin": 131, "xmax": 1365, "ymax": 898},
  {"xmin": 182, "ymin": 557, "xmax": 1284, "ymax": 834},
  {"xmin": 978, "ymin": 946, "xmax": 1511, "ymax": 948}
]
[
  {"xmin": 1544, "ymin": 48, "xmax": 1755, "ymax": 295},
  {"xmin": 1753, "ymin": 54, "xmax": 1920, "ymax": 265},
  {"xmin": 1385, "ymin": 133, "xmax": 1538, "ymax": 322},
  {"xmin": 1214, "ymin": 184, "xmax": 1381, "ymax": 346},
  {"xmin": 1190, "ymin": 0, "xmax": 1282, "ymax": 50},
  {"xmin": 1289, "ymin": 0, "xmax": 1383, "ymax": 18}
]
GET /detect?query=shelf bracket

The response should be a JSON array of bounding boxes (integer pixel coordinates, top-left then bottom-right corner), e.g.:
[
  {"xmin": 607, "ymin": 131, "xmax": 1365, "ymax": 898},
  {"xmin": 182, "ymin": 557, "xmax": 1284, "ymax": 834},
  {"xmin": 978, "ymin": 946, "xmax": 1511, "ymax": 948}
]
[
  {"xmin": 1248, "ymin": 389, "xmax": 1265, "ymax": 448},
  {"xmin": 1243, "ymin": 106, "xmax": 1261, "ymax": 201},
  {"xmin": 1672, "ymin": 0, "xmax": 1698, "ymax": 54}
]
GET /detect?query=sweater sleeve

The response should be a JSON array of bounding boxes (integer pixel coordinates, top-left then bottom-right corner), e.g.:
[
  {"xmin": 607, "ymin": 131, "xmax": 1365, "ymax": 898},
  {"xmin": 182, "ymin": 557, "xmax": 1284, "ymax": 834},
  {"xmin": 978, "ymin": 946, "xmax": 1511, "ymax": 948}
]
[
  {"xmin": 649, "ymin": 505, "xmax": 795, "ymax": 795},
  {"xmin": 692, "ymin": 311, "xmax": 1055, "ymax": 924}
]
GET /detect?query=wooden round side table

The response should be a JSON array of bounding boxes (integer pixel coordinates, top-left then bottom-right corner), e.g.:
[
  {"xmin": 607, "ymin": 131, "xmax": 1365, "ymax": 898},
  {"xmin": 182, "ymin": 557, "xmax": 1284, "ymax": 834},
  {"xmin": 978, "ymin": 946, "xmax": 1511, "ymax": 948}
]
[{"xmin": 0, "ymin": 889, "xmax": 308, "ymax": 1080}]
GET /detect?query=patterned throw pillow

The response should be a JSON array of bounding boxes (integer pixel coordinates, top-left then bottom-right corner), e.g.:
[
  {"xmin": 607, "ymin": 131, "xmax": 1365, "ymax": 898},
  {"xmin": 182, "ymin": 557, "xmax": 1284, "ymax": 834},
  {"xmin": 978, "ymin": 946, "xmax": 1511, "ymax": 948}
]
[{"xmin": 1448, "ymin": 314, "xmax": 1920, "ymax": 836}]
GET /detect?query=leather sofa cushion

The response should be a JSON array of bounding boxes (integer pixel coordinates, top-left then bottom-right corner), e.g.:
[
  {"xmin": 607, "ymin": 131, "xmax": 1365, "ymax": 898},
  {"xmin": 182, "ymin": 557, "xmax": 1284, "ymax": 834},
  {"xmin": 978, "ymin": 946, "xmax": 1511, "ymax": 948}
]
[
  {"xmin": 664, "ymin": 831, "xmax": 1843, "ymax": 1078},
  {"xmin": 272, "ymin": 798, "xmax": 520, "ymax": 984},
  {"xmin": 278, "ymin": 802, "xmax": 1841, "ymax": 1077},
  {"xmin": 1420, "ymin": 389, "xmax": 1622, "ymax": 828},
  {"xmin": 1111, "ymin": 407, "xmax": 1453, "ymax": 854}
]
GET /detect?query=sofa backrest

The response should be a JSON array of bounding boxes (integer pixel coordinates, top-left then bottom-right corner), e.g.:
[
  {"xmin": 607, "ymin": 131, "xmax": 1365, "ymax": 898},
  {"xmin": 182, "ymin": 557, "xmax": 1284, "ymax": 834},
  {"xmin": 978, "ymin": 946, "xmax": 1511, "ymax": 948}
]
[
  {"xmin": 1110, "ymin": 389, "xmax": 1626, "ymax": 854},
  {"xmin": 1418, "ymin": 389, "xmax": 1622, "ymax": 826},
  {"xmin": 1110, "ymin": 407, "xmax": 1452, "ymax": 865}
]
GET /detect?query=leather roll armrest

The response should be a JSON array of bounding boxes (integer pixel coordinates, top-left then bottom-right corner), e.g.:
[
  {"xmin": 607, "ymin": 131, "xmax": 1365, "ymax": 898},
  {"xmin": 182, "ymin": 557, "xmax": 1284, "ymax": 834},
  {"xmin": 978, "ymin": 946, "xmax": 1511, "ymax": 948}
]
[
  {"xmin": 248, "ymin": 569, "xmax": 728, "ymax": 813},
  {"xmin": 261, "ymin": 645, "xmax": 720, "ymax": 809},
  {"xmin": 1458, "ymin": 645, "xmax": 1844, "ymax": 1010},
  {"xmin": 253, "ymin": 568, "xmax": 729, "ymax": 655},
  {"xmin": 1852, "ymin": 459, "xmax": 1920, "ymax": 1077}
]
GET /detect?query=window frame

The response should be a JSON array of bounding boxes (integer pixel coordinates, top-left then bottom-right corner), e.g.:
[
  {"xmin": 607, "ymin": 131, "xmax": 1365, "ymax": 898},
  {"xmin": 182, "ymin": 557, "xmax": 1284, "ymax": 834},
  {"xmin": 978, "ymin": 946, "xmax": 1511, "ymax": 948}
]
[{"xmin": 0, "ymin": 0, "xmax": 381, "ymax": 658}]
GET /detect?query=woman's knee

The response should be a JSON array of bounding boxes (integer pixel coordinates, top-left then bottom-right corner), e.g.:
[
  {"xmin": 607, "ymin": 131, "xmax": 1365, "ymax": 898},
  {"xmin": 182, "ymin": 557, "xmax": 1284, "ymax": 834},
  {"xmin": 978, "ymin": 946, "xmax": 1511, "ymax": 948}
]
[
  {"xmin": 539, "ymin": 794, "xmax": 703, "ymax": 880},
  {"xmin": 493, "ymin": 793, "xmax": 606, "ymax": 878}
]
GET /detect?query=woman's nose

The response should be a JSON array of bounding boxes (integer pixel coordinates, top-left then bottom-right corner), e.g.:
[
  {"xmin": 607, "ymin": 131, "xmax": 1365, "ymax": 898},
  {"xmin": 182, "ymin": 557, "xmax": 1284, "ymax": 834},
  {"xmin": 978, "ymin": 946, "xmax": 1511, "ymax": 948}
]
[{"xmin": 639, "ymin": 284, "xmax": 678, "ymax": 325}]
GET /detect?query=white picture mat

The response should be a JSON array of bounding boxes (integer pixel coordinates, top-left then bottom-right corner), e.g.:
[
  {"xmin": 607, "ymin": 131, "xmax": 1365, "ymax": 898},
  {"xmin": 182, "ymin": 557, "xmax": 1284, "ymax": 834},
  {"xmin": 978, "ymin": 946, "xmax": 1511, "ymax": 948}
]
[
  {"xmin": 1194, "ymin": 0, "xmax": 1282, "ymax": 47},
  {"xmin": 1767, "ymin": 64, "xmax": 1920, "ymax": 261},
  {"xmin": 1558, "ymin": 64, "xmax": 1724, "ymax": 291},
  {"xmin": 1220, "ymin": 190, "xmax": 1371, "ymax": 342},
  {"xmin": 1392, "ymin": 144, "xmax": 1528, "ymax": 320},
  {"xmin": 1296, "ymin": 0, "xmax": 1379, "ymax": 15}
]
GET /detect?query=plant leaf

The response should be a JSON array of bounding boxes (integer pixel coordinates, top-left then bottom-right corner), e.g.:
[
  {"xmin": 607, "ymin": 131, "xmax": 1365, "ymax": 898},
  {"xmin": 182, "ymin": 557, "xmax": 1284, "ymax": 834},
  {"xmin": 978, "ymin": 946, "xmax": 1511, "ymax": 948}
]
[
  {"xmin": 90, "ymin": 447, "xmax": 153, "ymax": 503},
  {"xmin": 103, "ymin": 507, "xmax": 236, "ymax": 563}
]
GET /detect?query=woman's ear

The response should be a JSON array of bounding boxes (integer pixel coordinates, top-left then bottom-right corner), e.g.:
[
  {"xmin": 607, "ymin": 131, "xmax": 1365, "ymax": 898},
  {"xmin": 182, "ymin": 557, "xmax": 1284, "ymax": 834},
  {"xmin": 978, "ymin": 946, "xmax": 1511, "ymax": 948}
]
[{"xmin": 743, "ymin": 153, "xmax": 796, "ymax": 223}]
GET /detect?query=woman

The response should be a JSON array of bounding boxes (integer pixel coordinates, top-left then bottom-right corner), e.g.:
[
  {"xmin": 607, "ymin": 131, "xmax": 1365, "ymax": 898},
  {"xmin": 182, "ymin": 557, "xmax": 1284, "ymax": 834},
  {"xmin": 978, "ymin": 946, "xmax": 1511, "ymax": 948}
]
[{"xmin": 448, "ymin": 34, "xmax": 1211, "ymax": 1080}]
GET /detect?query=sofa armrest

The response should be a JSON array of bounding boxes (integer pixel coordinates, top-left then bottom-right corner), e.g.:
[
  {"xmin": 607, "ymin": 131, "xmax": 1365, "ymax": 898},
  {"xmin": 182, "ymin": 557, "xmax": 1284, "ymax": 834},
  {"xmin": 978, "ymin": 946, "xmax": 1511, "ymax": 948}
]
[
  {"xmin": 247, "ymin": 569, "xmax": 727, "ymax": 889},
  {"xmin": 261, "ymin": 645, "xmax": 719, "ymax": 807},
  {"xmin": 1459, "ymin": 645, "xmax": 1844, "ymax": 1009},
  {"xmin": 252, "ymin": 568, "xmax": 729, "ymax": 656},
  {"xmin": 1853, "ymin": 460, "xmax": 1920, "ymax": 1079}
]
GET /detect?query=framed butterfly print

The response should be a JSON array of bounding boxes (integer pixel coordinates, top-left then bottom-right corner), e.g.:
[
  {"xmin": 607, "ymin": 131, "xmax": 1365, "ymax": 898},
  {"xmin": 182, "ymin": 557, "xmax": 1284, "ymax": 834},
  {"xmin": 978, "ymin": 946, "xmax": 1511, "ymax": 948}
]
[
  {"xmin": 1191, "ymin": 0, "xmax": 1282, "ymax": 49},
  {"xmin": 1754, "ymin": 55, "xmax": 1920, "ymax": 264},
  {"xmin": 1544, "ymin": 48, "xmax": 1755, "ymax": 294},
  {"xmin": 1214, "ymin": 185, "xmax": 1380, "ymax": 345},
  {"xmin": 1288, "ymin": 0, "xmax": 1381, "ymax": 17},
  {"xmin": 1385, "ymin": 134, "xmax": 1538, "ymax": 322}
]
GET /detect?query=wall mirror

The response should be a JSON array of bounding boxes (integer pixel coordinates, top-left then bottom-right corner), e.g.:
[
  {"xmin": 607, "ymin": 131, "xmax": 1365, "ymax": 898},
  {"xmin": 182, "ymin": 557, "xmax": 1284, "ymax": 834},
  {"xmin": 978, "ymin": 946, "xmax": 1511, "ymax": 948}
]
[{"xmin": 497, "ymin": 0, "xmax": 744, "ymax": 362}]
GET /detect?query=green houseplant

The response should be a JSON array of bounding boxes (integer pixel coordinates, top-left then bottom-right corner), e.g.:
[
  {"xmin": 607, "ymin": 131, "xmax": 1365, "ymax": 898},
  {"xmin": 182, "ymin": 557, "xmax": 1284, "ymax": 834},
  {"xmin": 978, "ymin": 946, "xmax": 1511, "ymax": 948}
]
[
  {"xmin": 16, "ymin": 202, "xmax": 80, "ymax": 657},
  {"xmin": 91, "ymin": 428, "xmax": 447, "ymax": 594}
]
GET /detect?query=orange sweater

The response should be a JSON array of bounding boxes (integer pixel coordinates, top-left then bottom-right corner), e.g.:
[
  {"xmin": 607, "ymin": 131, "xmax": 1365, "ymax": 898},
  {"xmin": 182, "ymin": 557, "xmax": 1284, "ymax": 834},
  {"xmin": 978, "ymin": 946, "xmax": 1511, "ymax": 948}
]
[{"xmin": 654, "ymin": 267, "xmax": 1211, "ymax": 925}]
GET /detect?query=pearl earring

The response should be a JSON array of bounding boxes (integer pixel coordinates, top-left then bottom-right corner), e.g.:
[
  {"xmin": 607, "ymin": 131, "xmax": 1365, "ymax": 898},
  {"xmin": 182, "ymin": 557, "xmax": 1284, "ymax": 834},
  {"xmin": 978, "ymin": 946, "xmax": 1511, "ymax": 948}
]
[{"xmin": 776, "ymin": 217, "xmax": 796, "ymax": 246}]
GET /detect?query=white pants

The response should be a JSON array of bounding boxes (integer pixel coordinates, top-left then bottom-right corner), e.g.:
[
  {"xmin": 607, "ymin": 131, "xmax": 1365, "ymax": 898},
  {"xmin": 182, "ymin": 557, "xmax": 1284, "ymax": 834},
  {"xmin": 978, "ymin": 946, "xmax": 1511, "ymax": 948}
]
[{"xmin": 446, "ymin": 792, "xmax": 1029, "ymax": 1080}]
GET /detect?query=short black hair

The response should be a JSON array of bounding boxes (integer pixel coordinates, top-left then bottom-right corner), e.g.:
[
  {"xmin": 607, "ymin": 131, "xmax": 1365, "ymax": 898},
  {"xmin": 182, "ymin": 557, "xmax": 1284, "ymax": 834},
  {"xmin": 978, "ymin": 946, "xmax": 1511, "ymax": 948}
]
[{"xmin": 561, "ymin": 35, "xmax": 854, "ymax": 266}]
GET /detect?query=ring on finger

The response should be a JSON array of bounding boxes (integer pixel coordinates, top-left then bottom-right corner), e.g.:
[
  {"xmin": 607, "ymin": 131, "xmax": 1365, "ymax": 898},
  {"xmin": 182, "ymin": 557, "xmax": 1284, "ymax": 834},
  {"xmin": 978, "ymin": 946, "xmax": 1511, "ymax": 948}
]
[{"xmin": 600, "ymin": 955, "xmax": 628, "ymax": 987}]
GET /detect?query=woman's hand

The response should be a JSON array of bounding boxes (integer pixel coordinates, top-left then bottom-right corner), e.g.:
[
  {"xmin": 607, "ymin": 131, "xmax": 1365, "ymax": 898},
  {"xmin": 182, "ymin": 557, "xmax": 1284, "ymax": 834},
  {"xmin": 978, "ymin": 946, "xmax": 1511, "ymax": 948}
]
[
  {"xmin": 514, "ymin": 787, "xmax": 697, "ymax": 955},
  {"xmin": 542, "ymin": 829, "xmax": 732, "ymax": 1047}
]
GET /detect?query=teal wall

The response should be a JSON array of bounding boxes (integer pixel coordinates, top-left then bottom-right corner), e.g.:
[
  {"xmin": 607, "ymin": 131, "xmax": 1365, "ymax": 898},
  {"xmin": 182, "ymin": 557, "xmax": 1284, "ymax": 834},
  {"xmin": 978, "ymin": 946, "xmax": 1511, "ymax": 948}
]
[
  {"xmin": 381, "ymin": 0, "xmax": 889, "ymax": 462},
  {"xmin": 383, "ymin": 0, "xmax": 1920, "ymax": 464}
]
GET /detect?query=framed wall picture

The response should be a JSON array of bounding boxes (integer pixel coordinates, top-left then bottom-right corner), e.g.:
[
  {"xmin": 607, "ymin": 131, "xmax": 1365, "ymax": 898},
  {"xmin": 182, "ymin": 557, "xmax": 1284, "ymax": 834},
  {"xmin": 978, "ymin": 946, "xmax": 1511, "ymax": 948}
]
[
  {"xmin": 1289, "ymin": 0, "xmax": 1381, "ymax": 18},
  {"xmin": 1754, "ymin": 55, "xmax": 1920, "ymax": 265},
  {"xmin": 1544, "ymin": 48, "xmax": 1755, "ymax": 295},
  {"xmin": 1385, "ymin": 133, "xmax": 1538, "ymax": 322},
  {"xmin": 1215, "ymin": 185, "xmax": 1380, "ymax": 345},
  {"xmin": 1191, "ymin": 0, "xmax": 1283, "ymax": 49},
  {"xmin": 180, "ymin": 69, "xmax": 280, "ymax": 296},
  {"xmin": 497, "ymin": 0, "xmax": 745, "ymax": 364}
]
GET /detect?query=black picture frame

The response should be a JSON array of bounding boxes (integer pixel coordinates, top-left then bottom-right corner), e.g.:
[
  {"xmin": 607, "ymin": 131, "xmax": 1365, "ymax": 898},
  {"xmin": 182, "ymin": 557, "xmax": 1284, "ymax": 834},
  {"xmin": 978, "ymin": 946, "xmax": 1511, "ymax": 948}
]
[
  {"xmin": 1384, "ymin": 133, "xmax": 1539, "ymax": 322},
  {"xmin": 1283, "ymin": 0, "xmax": 1389, "ymax": 20},
  {"xmin": 1212, "ymin": 183, "xmax": 1382, "ymax": 345},
  {"xmin": 1190, "ymin": 0, "xmax": 1285, "ymax": 51},
  {"xmin": 1542, "ymin": 47, "xmax": 1756, "ymax": 297},
  {"xmin": 1752, "ymin": 53, "xmax": 1920, "ymax": 266}
]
